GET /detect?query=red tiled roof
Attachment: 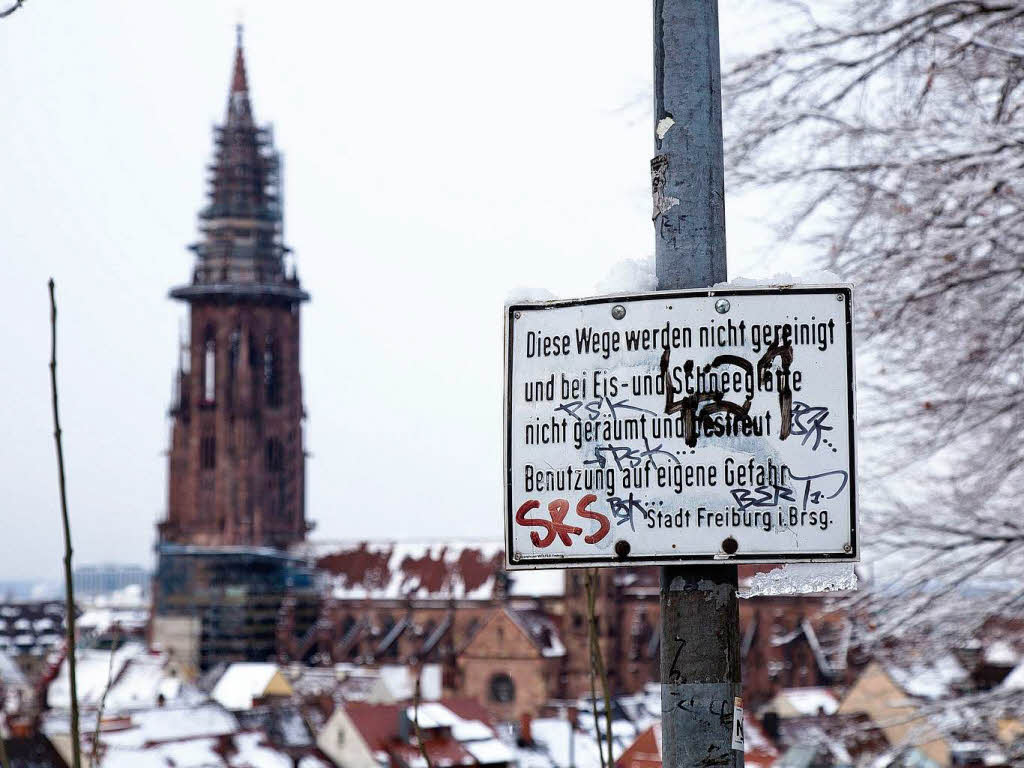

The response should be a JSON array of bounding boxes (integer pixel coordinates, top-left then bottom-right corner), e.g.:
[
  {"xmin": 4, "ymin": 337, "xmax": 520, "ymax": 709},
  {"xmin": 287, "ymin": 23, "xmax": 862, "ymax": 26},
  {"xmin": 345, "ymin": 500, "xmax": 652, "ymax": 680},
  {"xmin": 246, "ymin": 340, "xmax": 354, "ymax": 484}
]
[
  {"xmin": 616, "ymin": 724, "xmax": 660, "ymax": 768},
  {"xmin": 344, "ymin": 699, "xmax": 498, "ymax": 768},
  {"xmin": 309, "ymin": 542, "xmax": 505, "ymax": 600}
]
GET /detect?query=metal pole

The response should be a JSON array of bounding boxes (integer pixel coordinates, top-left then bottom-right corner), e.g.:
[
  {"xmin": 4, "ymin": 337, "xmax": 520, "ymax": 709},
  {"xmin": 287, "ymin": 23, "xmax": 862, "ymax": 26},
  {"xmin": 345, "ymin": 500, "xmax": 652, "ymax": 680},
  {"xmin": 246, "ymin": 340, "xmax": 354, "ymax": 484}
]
[{"xmin": 652, "ymin": 1, "xmax": 742, "ymax": 767}]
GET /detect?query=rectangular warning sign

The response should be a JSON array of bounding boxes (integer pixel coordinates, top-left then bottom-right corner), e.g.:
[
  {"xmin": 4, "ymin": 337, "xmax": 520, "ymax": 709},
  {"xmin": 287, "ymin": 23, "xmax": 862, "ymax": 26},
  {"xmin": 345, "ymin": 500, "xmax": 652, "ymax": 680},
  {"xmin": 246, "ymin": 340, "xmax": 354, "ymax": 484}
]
[{"xmin": 504, "ymin": 286, "xmax": 857, "ymax": 568}]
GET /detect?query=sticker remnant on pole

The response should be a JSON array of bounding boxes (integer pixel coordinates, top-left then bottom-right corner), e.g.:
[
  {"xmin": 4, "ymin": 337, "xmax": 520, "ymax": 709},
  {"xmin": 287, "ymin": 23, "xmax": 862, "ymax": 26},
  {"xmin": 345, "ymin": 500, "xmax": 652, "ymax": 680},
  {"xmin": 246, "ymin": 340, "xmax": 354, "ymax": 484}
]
[
  {"xmin": 732, "ymin": 697, "xmax": 744, "ymax": 750},
  {"xmin": 504, "ymin": 286, "xmax": 857, "ymax": 568}
]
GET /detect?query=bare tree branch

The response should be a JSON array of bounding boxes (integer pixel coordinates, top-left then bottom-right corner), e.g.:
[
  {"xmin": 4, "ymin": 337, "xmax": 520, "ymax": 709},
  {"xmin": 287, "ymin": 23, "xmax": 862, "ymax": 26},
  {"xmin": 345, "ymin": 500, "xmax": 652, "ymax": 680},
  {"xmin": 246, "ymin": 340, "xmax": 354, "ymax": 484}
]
[
  {"xmin": 49, "ymin": 279, "xmax": 82, "ymax": 768},
  {"xmin": 724, "ymin": 0, "xmax": 1024, "ymax": 732},
  {"xmin": 0, "ymin": 0, "xmax": 26, "ymax": 19}
]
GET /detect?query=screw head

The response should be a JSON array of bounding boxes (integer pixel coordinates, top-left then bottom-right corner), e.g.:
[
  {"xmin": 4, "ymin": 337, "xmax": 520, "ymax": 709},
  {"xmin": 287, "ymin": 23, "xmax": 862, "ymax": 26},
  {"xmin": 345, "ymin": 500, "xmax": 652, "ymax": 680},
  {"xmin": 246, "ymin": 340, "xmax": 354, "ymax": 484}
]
[
  {"xmin": 721, "ymin": 536, "xmax": 739, "ymax": 555},
  {"xmin": 514, "ymin": 311, "xmax": 521, "ymax": 318},
  {"xmin": 614, "ymin": 540, "xmax": 631, "ymax": 559},
  {"xmin": 611, "ymin": 304, "xmax": 626, "ymax": 320},
  {"xmin": 836, "ymin": 294, "xmax": 844, "ymax": 302},
  {"xmin": 843, "ymin": 543, "xmax": 852, "ymax": 553},
  {"xmin": 714, "ymin": 298, "xmax": 730, "ymax": 314},
  {"xmin": 512, "ymin": 552, "xmax": 521, "ymax": 562}
]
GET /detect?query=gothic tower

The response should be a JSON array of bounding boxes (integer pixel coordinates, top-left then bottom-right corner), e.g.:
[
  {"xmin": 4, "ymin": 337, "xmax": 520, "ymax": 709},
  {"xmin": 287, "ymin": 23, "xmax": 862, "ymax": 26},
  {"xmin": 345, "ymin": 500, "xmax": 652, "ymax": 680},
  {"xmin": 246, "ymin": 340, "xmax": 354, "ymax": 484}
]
[{"xmin": 159, "ymin": 30, "xmax": 309, "ymax": 550}]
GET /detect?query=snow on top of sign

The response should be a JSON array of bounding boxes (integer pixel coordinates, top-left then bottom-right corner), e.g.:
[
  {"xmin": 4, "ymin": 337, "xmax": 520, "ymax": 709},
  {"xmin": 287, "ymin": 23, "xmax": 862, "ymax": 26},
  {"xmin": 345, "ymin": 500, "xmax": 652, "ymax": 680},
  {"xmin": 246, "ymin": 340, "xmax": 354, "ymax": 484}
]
[
  {"xmin": 507, "ymin": 251, "xmax": 845, "ymax": 306},
  {"xmin": 742, "ymin": 563, "xmax": 858, "ymax": 597},
  {"xmin": 506, "ymin": 285, "xmax": 558, "ymax": 304},
  {"xmin": 717, "ymin": 270, "xmax": 843, "ymax": 288},
  {"xmin": 594, "ymin": 256, "xmax": 658, "ymax": 294}
]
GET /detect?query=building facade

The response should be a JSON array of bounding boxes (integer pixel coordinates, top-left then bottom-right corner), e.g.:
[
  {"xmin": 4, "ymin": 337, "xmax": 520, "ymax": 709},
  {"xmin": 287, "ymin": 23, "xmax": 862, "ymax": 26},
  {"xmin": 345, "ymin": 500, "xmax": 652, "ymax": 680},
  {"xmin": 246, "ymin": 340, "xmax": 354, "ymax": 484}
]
[{"xmin": 278, "ymin": 542, "xmax": 856, "ymax": 721}]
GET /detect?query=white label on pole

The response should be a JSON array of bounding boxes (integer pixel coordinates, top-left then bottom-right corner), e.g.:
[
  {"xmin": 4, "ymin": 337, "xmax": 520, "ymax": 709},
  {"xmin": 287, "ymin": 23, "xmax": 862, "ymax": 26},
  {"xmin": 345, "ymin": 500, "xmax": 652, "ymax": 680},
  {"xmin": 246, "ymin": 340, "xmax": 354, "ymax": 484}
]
[
  {"xmin": 732, "ymin": 697, "xmax": 744, "ymax": 750},
  {"xmin": 504, "ymin": 287, "xmax": 857, "ymax": 568}
]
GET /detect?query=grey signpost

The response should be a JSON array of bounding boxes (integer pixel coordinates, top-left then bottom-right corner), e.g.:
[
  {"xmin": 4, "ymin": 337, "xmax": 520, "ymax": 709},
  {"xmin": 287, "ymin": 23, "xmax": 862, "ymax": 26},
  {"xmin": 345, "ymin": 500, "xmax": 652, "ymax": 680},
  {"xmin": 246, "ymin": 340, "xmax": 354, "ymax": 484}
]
[
  {"xmin": 653, "ymin": 1, "xmax": 742, "ymax": 767},
  {"xmin": 505, "ymin": 0, "xmax": 856, "ymax": 763}
]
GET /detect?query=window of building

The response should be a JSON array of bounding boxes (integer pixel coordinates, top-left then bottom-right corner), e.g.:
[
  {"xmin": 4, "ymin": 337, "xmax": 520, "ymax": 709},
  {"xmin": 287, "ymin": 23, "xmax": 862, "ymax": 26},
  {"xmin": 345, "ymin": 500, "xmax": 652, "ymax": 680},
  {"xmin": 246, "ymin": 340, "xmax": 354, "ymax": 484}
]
[
  {"xmin": 200, "ymin": 435, "xmax": 216, "ymax": 470},
  {"xmin": 265, "ymin": 438, "xmax": 284, "ymax": 473},
  {"xmin": 569, "ymin": 573, "xmax": 581, "ymax": 594},
  {"xmin": 264, "ymin": 334, "xmax": 281, "ymax": 407},
  {"xmin": 203, "ymin": 327, "xmax": 217, "ymax": 404},
  {"xmin": 489, "ymin": 673, "xmax": 515, "ymax": 703},
  {"xmin": 227, "ymin": 328, "xmax": 240, "ymax": 403}
]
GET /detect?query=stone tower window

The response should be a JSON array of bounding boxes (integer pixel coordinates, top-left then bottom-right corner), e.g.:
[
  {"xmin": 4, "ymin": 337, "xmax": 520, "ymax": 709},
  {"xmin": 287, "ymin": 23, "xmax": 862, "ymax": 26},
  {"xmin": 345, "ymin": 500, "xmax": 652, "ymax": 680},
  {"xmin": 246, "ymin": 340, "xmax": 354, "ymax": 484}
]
[
  {"xmin": 203, "ymin": 327, "xmax": 217, "ymax": 404},
  {"xmin": 200, "ymin": 435, "xmax": 216, "ymax": 470},
  {"xmin": 264, "ymin": 334, "xmax": 281, "ymax": 407},
  {"xmin": 265, "ymin": 438, "xmax": 284, "ymax": 473},
  {"xmin": 489, "ymin": 673, "xmax": 515, "ymax": 703},
  {"xmin": 227, "ymin": 328, "xmax": 240, "ymax": 403}
]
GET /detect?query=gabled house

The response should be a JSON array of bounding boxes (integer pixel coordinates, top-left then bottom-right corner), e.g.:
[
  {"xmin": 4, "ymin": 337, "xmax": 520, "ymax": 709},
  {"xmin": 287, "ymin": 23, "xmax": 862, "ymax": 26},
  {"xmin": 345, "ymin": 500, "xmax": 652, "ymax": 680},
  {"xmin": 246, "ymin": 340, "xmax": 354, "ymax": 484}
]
[
  {"xmin": 837, "ymin": 660, "xmax": 952, "ymax": 767},
  {"xmin": 460, "ymin": 607, "xmax": 565, "ymax": 722},
  {"xmin": 317, "ymin": 698, "xmax": 514, "ymax": 768}
]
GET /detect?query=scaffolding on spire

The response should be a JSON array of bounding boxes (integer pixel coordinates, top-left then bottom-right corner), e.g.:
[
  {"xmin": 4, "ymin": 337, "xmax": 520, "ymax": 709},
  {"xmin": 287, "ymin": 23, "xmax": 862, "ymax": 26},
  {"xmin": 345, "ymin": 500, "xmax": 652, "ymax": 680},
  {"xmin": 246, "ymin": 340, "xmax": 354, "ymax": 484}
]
[{"xmin": 171, "ymin": 27, "xmax": 307, "ymax": 303}]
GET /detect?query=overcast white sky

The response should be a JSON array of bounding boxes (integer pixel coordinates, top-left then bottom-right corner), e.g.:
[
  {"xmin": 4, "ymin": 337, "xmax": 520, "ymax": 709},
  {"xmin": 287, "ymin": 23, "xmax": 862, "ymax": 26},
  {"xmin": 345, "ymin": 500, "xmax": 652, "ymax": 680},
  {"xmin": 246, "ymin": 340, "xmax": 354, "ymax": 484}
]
[{"xmin": 0, "ymin": 1, "xmax": 808, "ymax": 581}]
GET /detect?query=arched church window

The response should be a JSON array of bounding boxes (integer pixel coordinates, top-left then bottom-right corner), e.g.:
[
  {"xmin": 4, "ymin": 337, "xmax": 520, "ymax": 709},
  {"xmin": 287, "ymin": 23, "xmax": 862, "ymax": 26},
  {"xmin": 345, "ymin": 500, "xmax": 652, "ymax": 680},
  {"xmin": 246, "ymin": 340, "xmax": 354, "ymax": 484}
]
[
  {"xmin": 264, "ymin": 334, "xmax": 281, "ymax": 407},
  {"xmin": 203, "ymin": 326, "xmax": 216, "ymax": 404},
  {"xmin": 489, "ymin": 673, "xmax": 515, "ymax": 703}
]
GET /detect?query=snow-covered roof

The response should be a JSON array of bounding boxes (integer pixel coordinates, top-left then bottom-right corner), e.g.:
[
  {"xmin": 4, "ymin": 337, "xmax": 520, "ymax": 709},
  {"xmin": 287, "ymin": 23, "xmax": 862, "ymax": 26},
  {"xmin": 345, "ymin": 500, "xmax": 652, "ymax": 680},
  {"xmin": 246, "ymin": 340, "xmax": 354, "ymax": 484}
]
[
  {"xmin": 983, "ymin": 639, "xmax": 1019, "ymax": 667},
  {"xmin": 524, "ymin": 718, "xmax": 612, "ymax": 768},
  {"xmin": 465, "ymin": 737, "xmax": 518, "ymax": 766},
  {"xmin": 888, "ymin": 653, "xmax": 968, "ymax": 700},
  {"xmin": 299, "ymin": 540, "xmax": 564, "ymax": 600},
  {"xmin": 94, "ymin": 703, "xmax": 239, "ymax": 749},
  {"xmin": 212, "ymin": 663, "xmax": 286, "ymax": 710},
  {"xmin": 0, "ymin": 600, "xmax": 66, "ymax": 659},
  {"xmin": 47, "ymin": 642, "xmax": 195, "ymax": 714},
  {"xmin": 104, "ymin": 651, "xmax": 190, "ymax": 712},
  {"xmin": 507, "ymin": 608, "xmax": 566, "ymax": 658},
  {"xmin": 999, "ymin": 660, "xmax": 1024, "ymax": 691},
  {"xmin": 0, "ymin": 650, "xmax": 27, "ymax": 687},
  {"xmin": 346, "ymin": 698, "xmax": 504, "ymax": 768},
  {"xmin": 237, "ymin": 704, "xmax": 315, "ymax": 749},
  {"xmin": 766, "ymin": 687, "xmax": 840, "ymax": 717},
  {"xmin": 76, "ymin": 606, "xmax": 149, "ymax": 636},
  {"xmin": 48, "ymin": 642, "xmax": 144, "ymax": 710},
  {"xmin": 95, "ymin": 729, "xmax": 332, "ymax": 768}
]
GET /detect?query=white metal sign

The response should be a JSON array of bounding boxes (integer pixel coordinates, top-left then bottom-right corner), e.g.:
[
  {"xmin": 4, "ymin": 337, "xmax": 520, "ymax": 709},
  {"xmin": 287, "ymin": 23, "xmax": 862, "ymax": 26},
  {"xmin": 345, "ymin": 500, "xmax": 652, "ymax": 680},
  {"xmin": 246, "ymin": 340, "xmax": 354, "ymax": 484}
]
[{"xmin": 504, "ymin": 286, "xmax": 857, "ymax": 568}]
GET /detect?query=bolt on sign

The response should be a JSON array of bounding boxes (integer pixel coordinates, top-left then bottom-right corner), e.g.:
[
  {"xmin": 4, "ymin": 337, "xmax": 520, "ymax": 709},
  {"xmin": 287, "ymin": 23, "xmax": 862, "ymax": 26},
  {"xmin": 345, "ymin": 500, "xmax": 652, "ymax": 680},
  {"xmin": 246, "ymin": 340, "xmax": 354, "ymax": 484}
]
[{"xmin": 504, "ymin": 286, "xmax": 857, "ymax": 568}]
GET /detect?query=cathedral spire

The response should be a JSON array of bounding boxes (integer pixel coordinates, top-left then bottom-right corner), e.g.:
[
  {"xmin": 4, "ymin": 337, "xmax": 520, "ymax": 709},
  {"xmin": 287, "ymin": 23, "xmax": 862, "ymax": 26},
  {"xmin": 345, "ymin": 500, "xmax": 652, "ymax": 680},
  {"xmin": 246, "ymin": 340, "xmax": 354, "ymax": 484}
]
[
  {"xmin": 227, "ymin": 25, "xmax": 253, "ymax": 126},
  {"xmin": 170, "ymin": 27, "xmax": 307, "ymax": 303}
]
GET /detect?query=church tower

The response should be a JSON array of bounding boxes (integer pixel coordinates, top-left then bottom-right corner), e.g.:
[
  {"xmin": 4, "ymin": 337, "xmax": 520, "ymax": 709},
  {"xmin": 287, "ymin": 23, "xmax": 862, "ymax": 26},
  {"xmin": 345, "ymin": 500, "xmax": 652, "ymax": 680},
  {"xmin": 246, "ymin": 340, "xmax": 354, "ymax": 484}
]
[{"xmin": 160, "ymin": 29, "xmax": 309, "ymax": 550}]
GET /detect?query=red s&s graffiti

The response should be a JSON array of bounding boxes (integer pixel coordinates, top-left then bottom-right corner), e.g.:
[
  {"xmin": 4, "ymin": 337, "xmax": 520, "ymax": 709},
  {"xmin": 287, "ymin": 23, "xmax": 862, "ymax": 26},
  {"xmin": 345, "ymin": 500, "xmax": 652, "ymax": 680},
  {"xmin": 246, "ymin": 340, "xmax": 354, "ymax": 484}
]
[{"xmin": 515, "ymin": 494, "xmax": 610, "ymax": 548}]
